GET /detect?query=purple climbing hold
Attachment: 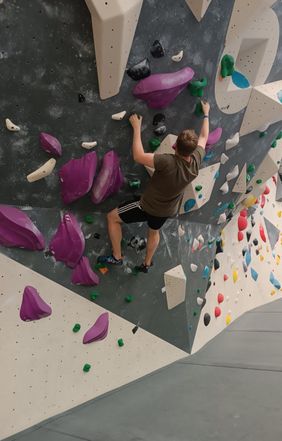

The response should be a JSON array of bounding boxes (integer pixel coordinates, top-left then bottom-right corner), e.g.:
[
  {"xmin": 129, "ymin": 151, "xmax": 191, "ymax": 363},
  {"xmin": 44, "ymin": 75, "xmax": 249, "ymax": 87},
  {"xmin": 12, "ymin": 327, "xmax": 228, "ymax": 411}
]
[
  {"xmin": 0, "ymin": 205, "xmax": 45, "ymax": 250},
  {"xmin": 40, "ymin": 132, "xmax": 62, "ymax": 157},
  {"xmin": 59, "ymin": 152, "xmax": 97, "ymax": 204},
  {"xmin": 20, "ymin": 286, "xmax": 52, "ymax": 321},
  {"xmin": 91, "ymin": 150, "xmax": 124, "ymax": 204},
  {"xmin": 49, "ymin": 213, "xmax": 85, "ymax": 268},
  {"xmin": 83, "ymin": 312, "xmax": 109, "ymax": 344},
  {"xmin": 71, "ymin": 256, "xmax": 100, "ymax": 286},
  {"xmin": 207, "ymin": 128, "xmax": 223, "ymax": 146},
  {"xmin": 133, "ymin": 67, "xmax": 195, "ymax": 109}
]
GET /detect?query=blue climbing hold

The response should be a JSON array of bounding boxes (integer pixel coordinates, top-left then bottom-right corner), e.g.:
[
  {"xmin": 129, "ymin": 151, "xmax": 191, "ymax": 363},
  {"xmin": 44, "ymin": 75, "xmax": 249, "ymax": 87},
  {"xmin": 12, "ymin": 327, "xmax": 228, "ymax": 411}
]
[
  {"xmin": 277, "ymin": 90, "xmax": 282, "ymax": 103},
  {"xmin": 270, "ymin": 272, "xmax": 281, "ymax": 289},
  {"xmin": 245, "ymin": 251, "xmax": 251, "ymax": 267},
  {"xmin": 184, "ymin": 199, "xmax": 196, "ymax": 212},
  {"xmin": 202, "ymin": 265, "xmax": 210, "ymax": 279},
  {"xmin": 214, "ymin": 170, "xmax": 220, "ymax": 179},
  {"xmin": 231, "ymin": 71, "xmax": 250, "ymax": 89},
  {"xmin": 204, "ymin": 151, "xmax": 214, "ymax": 162},
  {"xmin": 251, "ymin": 268, "xmax": 258, "ymax": 282}
]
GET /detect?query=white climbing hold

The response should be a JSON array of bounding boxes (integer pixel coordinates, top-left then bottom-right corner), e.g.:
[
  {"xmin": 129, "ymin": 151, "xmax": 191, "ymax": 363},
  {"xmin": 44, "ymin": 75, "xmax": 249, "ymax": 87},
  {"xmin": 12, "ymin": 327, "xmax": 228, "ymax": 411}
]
[
  {"xmin": 197, "ymin": 297, "xmax": 204, "ymax": 306},
  {"xmin": 192, "ymin": 238, "xmax": 199, "ymax": 251},
  {"xmin": 220, "ymin": 153, "xmax": 229, "ymax": 164},
  {"xmin": 27, "ymin": 158, "xmax": 56, "ymax": 183},
  {"xmin": 178, "ymin": 225, "xmax": 185, "ymax": 237},
  {"xmin": 111, "ymin": 111, "xmax": 126, "ymax": 121},
  {"xmin": 217, "ymin": 213, "xmax": 227, "ymax": 224},
  {"xmin": 219, "ymin": 181, "xmax": 229, "ymax": 194},
  {"xmin": 225, "ymin": 132, "xmax": 239, "ymax": 150},
  {"xmin": 190, "ymin": 263, "xmax": 198, "ymax": 272},
  {"xmin": 81, "ymin": 141, "xmax": 97, "ymax": 149},
  {"xmin": 226, "ymin": 165, "xmax": 239, "ymax": 181},
  {"xmin": 197, "ymin": 234, "xmax": 204, "ymax": 244},
  {"xmin": 5, "ymin": 118, "xmax": 20, "ymax": 131},
  {"xmin": 161, "ymin": 286, "xmax": 166, "ymax": 293},
  {"xmin": 171, "ymin": 50, "xmax": 183, "ymax": 62}
]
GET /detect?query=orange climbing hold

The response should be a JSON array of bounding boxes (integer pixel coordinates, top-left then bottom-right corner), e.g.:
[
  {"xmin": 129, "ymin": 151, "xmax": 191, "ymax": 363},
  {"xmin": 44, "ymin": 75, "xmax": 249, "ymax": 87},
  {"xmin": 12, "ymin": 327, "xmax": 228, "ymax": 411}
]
[
  {"xmin": 259, "ymin": 224, "xmax": 267, "ymax": 242},
  {"xmin": 214, "ymin": 306, "xmax": 221, "ymax": 318},
  {"xmin": 217, "ymin": 293, "xmax": 224, "ymax": 304},
  {"xmin": 238, "ymin": 216, "xmax": 248, "ymax": 231},
  {"xmin": 238, "ymin": 231, "xmax": 244, "ymax": 242}
]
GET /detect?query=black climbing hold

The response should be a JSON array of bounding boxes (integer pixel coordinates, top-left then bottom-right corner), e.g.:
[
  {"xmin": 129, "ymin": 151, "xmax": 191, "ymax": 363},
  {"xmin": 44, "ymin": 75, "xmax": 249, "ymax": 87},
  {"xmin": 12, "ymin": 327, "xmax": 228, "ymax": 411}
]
[
  {"xmin": 94, "ymin": 233, "xmax": 100, "ymax": 239},
  {"xmin": 132, "ymin": 325, "xmax": 139, "ymax": 334},
  {"xmin": 204, "ymin": 313, "xmax": 211, "ymax": 327},
  {"xmin": 150, "ymin": 40, "xmax": 165, "ymax": 58},
  {"xmin": 245, "ymin": 186, "xmax": 253, "ymax": 194},
  {"xmin": 215, "ymin": 238, "xmax": 223, "ymax": 254},
  {"xmin": 154, "ymin": 125, "xmax": 167, "ymax": 136},
  {"xmin": 128, "ymin": 236, "xmax": 146, "ymax": 252},
  {"xmin": 242, "ymin": 246, "xmax": 247, "ymax": 257},
  {"xmin": 200, "ymin": 298, "xmax": 207, "ymax": 309},
  {"xmin": 78, "ymin": 93, "xmax": 86, "ymax": 103},
  {"xmin": 206, "ymin": 279, "xmax": 212, "ymax": 292},
  {"xmin": 153, "ymin": 113, "xmax": 165, "ymax": 126},
  {"xmin": 44, "ymin": 250, "xmax": 53, "ymax": 257},
  {"xmin": 253, "ymin": 238, "xmax": 258, "ymax": 246},
  {"xmin": 251, "ymin": 220, "xmax": 255, "ymax": 227},
  {"xmin": 256, "ymin": 249, "xmax": 260, "ymax": 256},
  {"xmin": 214, "ymin": 258, "xmax": 220, "ymax": 271},
  {"xmin": 127, "ymin": 58, "xmax": 151, "ymax": 81},
  {"xmin": 226, "ymin": 212, "xmax": 233, "ymax": 221},
  {"xmin": 246, "ymin": 230, "xmax": 251, "ymax": 242}
]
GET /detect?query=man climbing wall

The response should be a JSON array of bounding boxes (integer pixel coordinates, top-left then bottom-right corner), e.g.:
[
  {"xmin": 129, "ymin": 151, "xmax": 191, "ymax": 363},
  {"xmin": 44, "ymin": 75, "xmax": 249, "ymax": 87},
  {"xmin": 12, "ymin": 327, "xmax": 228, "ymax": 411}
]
[{"xmin": 98, "ymin": 100, "xmax": 210, "ymax": 272}]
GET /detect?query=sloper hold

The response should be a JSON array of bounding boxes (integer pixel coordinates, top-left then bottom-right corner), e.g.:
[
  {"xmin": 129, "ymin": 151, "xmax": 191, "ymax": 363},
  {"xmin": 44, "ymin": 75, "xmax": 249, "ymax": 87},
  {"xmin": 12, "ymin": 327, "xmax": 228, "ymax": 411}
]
[
  {"xmin": 207, "ymin": 127, "xmax": 222, "ymax": 146},
  {"xmin": 0, "ymin": 205, "xmax": 45, "ymax": 250},
  {"xmin": 220, "ymin": 153, "xmax": 229, "ymax": 164},
  {"xmin": 59, "ymin": 152, "xmax": 97, "ymax": 204},
  {"xmin": 91, "ymin": 150, "xmax": 124, "ymax": 204},
  {"xmin": 232, "ymin": 164, "xmax": 247, "ymax": 193},
  {"xmin": 20, "ymin": 286, "xmax": 52, "ymax": 321},
  {"xmin": 220, "ymin": 181, "xmax": 229, "ymax": 194},
  {"xmin": 133, "ymin": 67, "xmax": 195, "ymax": 109},
  {"xmin": 83, "ymin": 312, "xmax": 109, "ymax": 344},
  {"xmin": 127, "ymin": 58, "xmax": 151, "ymax": 81},
  {"xmin": 72, "ymin": 256, "xmax": 100, "ymax": 286},
  {"xmin": 185, "ymin": 0, "xmax": 212, "ymax": 22},
  {"xmin": 39, "ymin": 132, "xmax": 62, "ymax": 157},
  {"xmin": 226, "ymin": 165, "xmax": 239, "ymax": 181},
  {"xmin": 225, "ymin": 132, "xmax": 239, "ymax": 150},
  {"xmin": 217, "ymin": 213, "xmax": 227, "ymax": 224},
  {"xmin": 264, "ymin": 217, "xmax": 280, "ymax": 250},
  {"xmin": 49, "ymin": 213, "xmax": 85, "ymax": 268}
]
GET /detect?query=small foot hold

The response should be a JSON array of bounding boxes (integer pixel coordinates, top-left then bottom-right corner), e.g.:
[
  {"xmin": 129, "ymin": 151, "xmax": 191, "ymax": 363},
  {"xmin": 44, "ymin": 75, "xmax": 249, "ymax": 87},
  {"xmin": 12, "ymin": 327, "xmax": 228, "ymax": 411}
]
[
  {"xmin": 81, "ymin": 141, "xmax": 97, "ymax": 149},
  {"xmin": 27, "ymin": 158, "xmax": 56, "ymax": 183},
  {"xmin": 5, "ymin": 118, "xmax": 20, "ymax": 131},
  {"xmin": 112, "ymin": 111, "xmax": 126, "ymax": 121},
  {"xmin": 171, "ymin": 50, "xmax": 183, "ymax": 62}
]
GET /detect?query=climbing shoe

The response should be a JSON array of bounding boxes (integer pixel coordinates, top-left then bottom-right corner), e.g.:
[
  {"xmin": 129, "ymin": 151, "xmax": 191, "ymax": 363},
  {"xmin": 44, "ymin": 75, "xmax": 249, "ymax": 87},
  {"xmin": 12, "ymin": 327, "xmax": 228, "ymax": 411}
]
[
  {"xmin": 97, "ymin": 255, "xmax": 123, "ymax": 266},
  {"xmin": 134, "ymin": 262, "xmax": 153, "ymax": 273}
]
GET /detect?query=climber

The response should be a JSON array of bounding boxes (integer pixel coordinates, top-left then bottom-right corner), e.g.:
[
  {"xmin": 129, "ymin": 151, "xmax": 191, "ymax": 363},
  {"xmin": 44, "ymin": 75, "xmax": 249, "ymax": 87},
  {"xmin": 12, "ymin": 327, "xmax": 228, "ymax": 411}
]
[{"xmin": 98, "ymin": 100, "xmax": 210, "ymax": 273}]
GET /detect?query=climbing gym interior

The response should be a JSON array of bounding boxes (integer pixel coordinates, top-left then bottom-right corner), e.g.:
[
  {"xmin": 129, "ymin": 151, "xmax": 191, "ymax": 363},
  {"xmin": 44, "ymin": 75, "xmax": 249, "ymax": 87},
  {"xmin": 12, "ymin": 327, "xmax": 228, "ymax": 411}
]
[{"xmin": 0, "ymin": 1, "xmax": 282, "ymax": 440}]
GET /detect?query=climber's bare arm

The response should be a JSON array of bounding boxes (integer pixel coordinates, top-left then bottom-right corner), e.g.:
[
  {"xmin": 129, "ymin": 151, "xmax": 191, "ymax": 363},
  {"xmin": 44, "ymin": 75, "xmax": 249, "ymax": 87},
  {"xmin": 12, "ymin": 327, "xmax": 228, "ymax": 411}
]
[
  {"xmin": 198, "ymin": 100, "xmax": 210, "ymax": 149},
  {"xmin": 129, "ymin": 114, "xmax": 154, "ymax": 168}
]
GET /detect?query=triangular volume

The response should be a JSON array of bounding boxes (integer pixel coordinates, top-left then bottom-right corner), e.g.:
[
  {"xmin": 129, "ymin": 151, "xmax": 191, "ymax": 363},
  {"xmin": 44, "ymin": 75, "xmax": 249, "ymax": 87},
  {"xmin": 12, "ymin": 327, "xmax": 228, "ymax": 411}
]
[
  {"xmin": 185, "ymin": 0, "xmax": 212, "ymax": 22},
  {"xmin": 164, "ymin": 265, "xmax": 187, "ymax": 310},
  {"xmin": 240, "ymin": 81, "xmax": 282, "ymax": 136},
  {"xmin": 232, "ymin": 164, "xmax": 247, "ymax": 193},
  {"xmin": 264, "ymin": 217, "xmax": 280, "ymax": 250}
]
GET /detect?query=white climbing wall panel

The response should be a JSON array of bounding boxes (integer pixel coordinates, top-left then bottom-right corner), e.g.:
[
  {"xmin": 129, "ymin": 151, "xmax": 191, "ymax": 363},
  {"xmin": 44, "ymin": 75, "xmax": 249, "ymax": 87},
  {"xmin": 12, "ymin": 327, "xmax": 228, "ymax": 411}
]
[
  {"xmin": 240, "ymin": 81, "xmax": 282, "ymax": 136},
  {"xmin": 232, "ymin": 164, "xmax": 247, "ymax": 193},
  {"xmin": 0, "ymin": 253, "xmax": 186, "ymax": 439},
  {"xmin": 215, "ymin": 0, "xmax": 279, "ymax": 114},
  {"xmin": 85, "ymin": 0, "xmax": 143, "ymax": 100},
  {"xmin": 185, "ymin": 0, "xmax": 212, "ymax": 22},
  {"xmin": 192, "ymin": 173, "xmax": 282, "ymax": 354},
  {"xmin": 164, "ymin": 265, "xmax": 187, "ymax": 310}
]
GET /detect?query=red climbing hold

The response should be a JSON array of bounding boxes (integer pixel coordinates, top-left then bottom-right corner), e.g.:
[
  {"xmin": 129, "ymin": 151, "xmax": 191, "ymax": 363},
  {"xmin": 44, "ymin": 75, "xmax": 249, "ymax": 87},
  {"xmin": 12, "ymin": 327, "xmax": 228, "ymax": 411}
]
[
  {"xmin": 238, "ymin": 231, "xmax": 244, "ymax": 242},
  {"xmin": 214, "ymin": 306, "xmax": 221, "ymax": 318},
  {"xmin": 238, "ymin": 216, "xmax": 248, "ymax": 231},
  {"xmin": 223, "ymin": 274, "xmax": 229, "ymax": 281},
  {"xmin": 263, "ymin": 185, "xmax": 270, "ymax": 195},
  {"xmin": 240, "ymin": 209, "xmax": 248, "ymax": 217},
  {"xmin": 260, "ymin": 194, "xmax": 266, "ymax": 209},
  {"xmin": 217, "ymin": 293, "xmax": 224, "ymax": 304},
  {"xmin": 259, "ymin": 224, "xmax": 267, "ymax": 242}
]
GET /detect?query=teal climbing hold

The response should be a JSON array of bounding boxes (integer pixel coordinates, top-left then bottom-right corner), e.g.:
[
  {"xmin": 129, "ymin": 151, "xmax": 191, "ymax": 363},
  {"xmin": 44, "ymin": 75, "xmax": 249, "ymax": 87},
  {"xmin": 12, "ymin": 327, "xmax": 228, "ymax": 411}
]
[
  {"xmin": 194, "ymin": 101, "xmax": 204, "ymax": 117},
  {"xmin": 251, "ymin": 268, "xmax": 258, "ymax": 282},
  {"xmin": 184, "ymin": 198, "xmax": 196, "ymax": 212},
  {"xmin": 231, "ymin": 71, "xmax": 250, "ymax": 89},
  {"xmin": 221, "ymin": 54, "xmax": 235, "ymax": 78},
  {"xmin": 129, "ymin": 179, "xmax": 141, "ymax": 189},
  {"xmin": 245, "ymin": 251, "xmax": 251, "ymax": 267},
  {"xmin": 202, "ymin": 265, "xmax": 210, "ymax": 279},
  {"xmin": 270, "ymin": 272, "xmax": 281, "ymax": 289},
  {"xmin": 277, "ymin": 90, "xmax": 282, "ymax": 103},
  {"xmin": 188, "ymin": 78, "xmax": 208, "ymax": 97}
]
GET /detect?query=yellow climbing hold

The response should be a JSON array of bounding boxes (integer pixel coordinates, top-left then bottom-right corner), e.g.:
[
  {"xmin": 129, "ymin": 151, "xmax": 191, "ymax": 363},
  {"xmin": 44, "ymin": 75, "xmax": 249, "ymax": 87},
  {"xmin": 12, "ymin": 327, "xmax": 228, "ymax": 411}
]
[
  {"xmin": 260, "ymin": 255, "xmax": 264, "ymax": 262},
  {"xmin": 233, "ymin": 269, "xmax": 238, "ymax": 283},
  {"xmin": 226, "ymin": 314, "xmax": 232, "ymax": 325},
  {"xmin": 266, "ymin": 246, "xmax": 269, "ymax": 253},
  {"xmin": 278, "ymin": 211, "xmax": 282, "ymax": 218},
  {"xmin": 242, "ymin": 195, "xmax": 257, "ymax": 208},
  {"xmin": 271, "ymin": 290, "xmax": 276, "ymax": 296},
  {"xmin": 276, "ymin": 255, "xmax": 280, "ymax": 265}
]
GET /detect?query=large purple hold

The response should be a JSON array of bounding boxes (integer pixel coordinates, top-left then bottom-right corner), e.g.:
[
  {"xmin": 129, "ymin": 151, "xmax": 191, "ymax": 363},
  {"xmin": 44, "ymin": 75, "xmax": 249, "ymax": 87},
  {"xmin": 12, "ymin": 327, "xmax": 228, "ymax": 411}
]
[
  {"xmin": 83, "ymin": 312, "xmax": 109, "ymax": 344},
  {"xmin": 49, "ymin": 213, "xmax": 85, "ymax": 268},
  {"xmin": 59, "ymin": 152, "xmax": 97, "ymax": 204},
  {"xmin": 91, "ymin": 150, "xmax": 124, "ymax": 204},
  {"xmin": 207, "ymin": 128, "xmax": 223, "ymax": 146},
  {"xmin": 133, "ymin": 67, "xmax": 195, "ymax": 109},
  {"xmin": 0, "ymin": 205, "xmax": 45, "ymax": 250},
  {"xmin": 20, "ymin": 286, "xmax": 52, "ymax": 321},
  {"xmin": 40, "ymin": 132, "xmax": 62, "ymax": 157},
  {"xmin": 71, "ymin": 256, "xmax": 100, "ymax": 286}
]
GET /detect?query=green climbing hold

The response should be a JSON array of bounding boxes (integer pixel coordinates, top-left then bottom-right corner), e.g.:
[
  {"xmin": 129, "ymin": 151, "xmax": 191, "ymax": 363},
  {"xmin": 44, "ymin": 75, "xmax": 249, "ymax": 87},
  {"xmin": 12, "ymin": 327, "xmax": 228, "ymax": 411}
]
[
  {"xmin": 193, "ymin": 311, "xmax": 197, "ymax": 317},
  {"xmin": 221, "ymin": 54, "xmax": 235, "ymax": 78},
  {"xmin": 73, "ymin": 323, "xmax": 81, "ymax": 333},
  {"xmin": 276, "ymin": 131, "xmax": 282, "ymax": 140},
  {"xmin": 271, "ymin": 140, "xmax": 277, "ymax": 148},
  {"xmin": 149, "ymin": 138, "xmax": 161, "ymax": 152},
  {"xmin": 228, "ymin": 201, "xmax": 235, "ymax": 209},
  {"xmin": 194, "ymin": 101, "xmax": 204, "ymax": 117},
  {"xmin": 84, "ymin": 214, "xmax": 94, "ymax": 224},
  {"xmin": 129, "ymin": 179, "xmax": 141, "ymax": 189},
  {"xmin": 197, "ymin": 288, "xmax": 200, "ymax": 293},
  {"xmin": 247, "ymin": 164, "xmax": 255, "ymax": 173},
  {"xmin": 256, "ymin": 179, "xmax": 263, "ymax": 184},
  {"xmin": 188, "ymin": 78, "xmax": 208, "ymax": 97},
  {"xmin": 259, "ymin": 131, "xmax": 267, "ymax": 138},
  {"xmin": 125, "ymin": 295, "xmax": 133, "ymax": 303},
  {"xmin": 118, "ymin": 338, "xmax": 124, "ymax": 347},
  {"xmin": 83, "ymin": 363, "xmax": 91, "ymax": 373},
  {"xmin": 90, "ymin": 291, "xmax": 99, "ymax": 301},
  {"xmin": 195, "ymin": 185, "xmax": 202, "ymax": 192}
]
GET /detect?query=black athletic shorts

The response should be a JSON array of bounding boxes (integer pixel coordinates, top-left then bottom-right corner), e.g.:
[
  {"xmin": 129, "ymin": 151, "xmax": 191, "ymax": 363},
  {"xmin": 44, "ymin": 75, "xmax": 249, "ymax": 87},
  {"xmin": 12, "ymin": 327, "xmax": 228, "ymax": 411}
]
[{"xmin": 117, "ymin": 199, "xmax": 168, "ymax": 230}]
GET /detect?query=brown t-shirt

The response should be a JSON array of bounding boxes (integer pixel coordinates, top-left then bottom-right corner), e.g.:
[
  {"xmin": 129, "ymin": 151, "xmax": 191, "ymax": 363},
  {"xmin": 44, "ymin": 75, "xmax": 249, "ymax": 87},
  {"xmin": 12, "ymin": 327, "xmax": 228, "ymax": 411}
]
[{"xmin": 141, "ymin": 146, "xmax": 205, "ymax": 217}]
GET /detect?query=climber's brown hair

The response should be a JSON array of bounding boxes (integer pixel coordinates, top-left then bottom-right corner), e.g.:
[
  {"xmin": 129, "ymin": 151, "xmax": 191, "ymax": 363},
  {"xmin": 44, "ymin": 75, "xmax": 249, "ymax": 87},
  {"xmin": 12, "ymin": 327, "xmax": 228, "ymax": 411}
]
[{"xmin": 176, "ymin": 129, "xmax": 198, "ymax": 157}]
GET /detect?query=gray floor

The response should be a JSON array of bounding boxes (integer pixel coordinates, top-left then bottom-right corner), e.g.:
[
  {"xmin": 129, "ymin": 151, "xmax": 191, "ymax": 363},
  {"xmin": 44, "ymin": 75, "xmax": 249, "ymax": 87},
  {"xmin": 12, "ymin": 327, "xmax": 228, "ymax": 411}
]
[{"xmin": 6, "ymin": 298, "xmax": 282, "ymax": 441}]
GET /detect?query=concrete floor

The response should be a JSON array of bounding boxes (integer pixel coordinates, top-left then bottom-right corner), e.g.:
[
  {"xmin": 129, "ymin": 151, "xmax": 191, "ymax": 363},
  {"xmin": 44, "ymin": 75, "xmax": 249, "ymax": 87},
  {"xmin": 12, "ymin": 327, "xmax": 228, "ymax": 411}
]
[{"xmin": 6, "ymin": 298, "xmax": 282, "ymax": 441}]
